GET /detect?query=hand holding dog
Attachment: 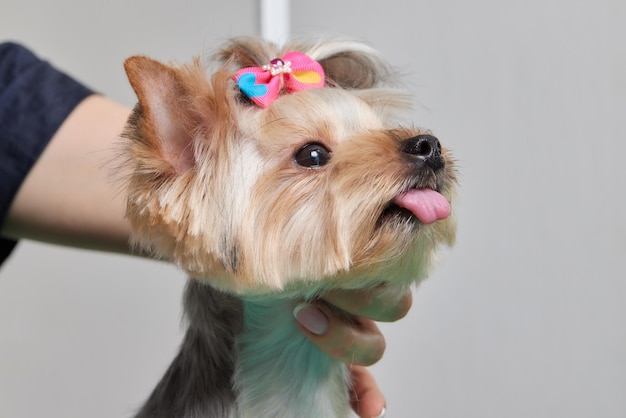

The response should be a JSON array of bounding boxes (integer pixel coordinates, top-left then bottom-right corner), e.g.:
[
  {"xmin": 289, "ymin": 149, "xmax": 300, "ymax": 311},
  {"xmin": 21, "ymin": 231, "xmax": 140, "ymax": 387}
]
[{"xmin": 295, "ymin": 288, "xmax": 413, "ymax": 418}]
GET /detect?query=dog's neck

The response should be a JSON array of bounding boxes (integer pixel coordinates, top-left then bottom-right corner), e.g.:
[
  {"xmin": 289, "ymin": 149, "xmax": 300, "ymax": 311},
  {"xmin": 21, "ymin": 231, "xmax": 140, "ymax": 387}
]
[
  {"xmin": 132, "ymin": 283, "xmax": 355, "ymax": 418},
  {"xmin": 235, "ymin": 298, "xmax": 353, "ymax": 418}
]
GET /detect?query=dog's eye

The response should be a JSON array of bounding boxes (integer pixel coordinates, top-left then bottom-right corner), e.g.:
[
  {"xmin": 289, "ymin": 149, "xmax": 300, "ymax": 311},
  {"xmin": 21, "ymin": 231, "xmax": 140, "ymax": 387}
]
[{"xmin": 295, "ymin": 143, "xmax": 331, "ymax": 168}]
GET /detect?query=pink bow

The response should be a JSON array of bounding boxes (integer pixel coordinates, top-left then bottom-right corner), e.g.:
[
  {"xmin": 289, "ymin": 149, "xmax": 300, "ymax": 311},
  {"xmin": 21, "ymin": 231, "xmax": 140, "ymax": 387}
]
[{"xmin": 234, "ymin": 52, "xmax": 325, "ymax": 108}]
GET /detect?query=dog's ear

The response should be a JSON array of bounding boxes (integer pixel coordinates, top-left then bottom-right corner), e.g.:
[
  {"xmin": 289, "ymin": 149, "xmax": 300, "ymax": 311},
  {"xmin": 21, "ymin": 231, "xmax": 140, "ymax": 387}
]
[
  {"xmin": 298, "ymin": 40, "xmax": 412, "ymax": 117},
  {"xmin": 309, "ymin": 41, "xmax": 395, "ymax": 90},
  {"xmin": 124, "ymin": 56, "xmax": 196, "ymax": 173},
  {"xmin": 319, "ymin": 52, "xmax": 382, "ymax": 89}
]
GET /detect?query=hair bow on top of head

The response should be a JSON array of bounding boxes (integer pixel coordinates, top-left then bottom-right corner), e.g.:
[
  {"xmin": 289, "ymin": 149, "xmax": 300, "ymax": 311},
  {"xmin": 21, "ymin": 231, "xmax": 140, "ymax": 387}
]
[{"xmin": 234, "ymin": 52, "xmax": 325, "ymax": 108}]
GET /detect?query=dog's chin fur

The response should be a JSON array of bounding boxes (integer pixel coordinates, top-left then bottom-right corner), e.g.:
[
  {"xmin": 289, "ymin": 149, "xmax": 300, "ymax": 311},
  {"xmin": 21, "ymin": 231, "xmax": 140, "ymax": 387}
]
[{"xmin": 121, "ymin": 37, "xmax": 457, "ymax": 418}]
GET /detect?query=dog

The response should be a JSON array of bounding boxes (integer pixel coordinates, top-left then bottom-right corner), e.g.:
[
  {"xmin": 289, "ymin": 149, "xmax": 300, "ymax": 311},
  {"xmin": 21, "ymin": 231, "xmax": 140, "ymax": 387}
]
[{"xmin": 120, "ymin": 36, "xmax": 457, "ymax": 418}]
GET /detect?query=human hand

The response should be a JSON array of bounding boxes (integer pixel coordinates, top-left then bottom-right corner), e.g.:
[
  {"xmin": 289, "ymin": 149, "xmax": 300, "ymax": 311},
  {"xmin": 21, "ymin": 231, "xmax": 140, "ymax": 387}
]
[{"xmin": 293, "ymin": 287, "xmax": 413, "ymax": 418}]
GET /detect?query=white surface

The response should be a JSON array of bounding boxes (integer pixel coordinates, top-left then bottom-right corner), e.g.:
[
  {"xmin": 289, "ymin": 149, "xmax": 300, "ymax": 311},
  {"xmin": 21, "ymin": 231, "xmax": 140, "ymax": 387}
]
[
  {"xmin": 260, "ymin": 0, "xmax": 290, "ymax": 45},
  {"xmin": 1, "ymin": 1, "xmax": 625, "ymax": 417}
]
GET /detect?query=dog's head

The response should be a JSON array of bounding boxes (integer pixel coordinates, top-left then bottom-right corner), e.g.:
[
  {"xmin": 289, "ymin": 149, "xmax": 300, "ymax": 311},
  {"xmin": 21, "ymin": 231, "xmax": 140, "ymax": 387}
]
[{"xmin": 121, "ymin": 37, "xmax": 456, "ymax": 296}]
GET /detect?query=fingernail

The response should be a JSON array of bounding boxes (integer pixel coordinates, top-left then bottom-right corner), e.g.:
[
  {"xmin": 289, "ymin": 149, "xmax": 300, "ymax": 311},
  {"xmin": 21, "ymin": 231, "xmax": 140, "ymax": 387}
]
[
  {"xmin": 373, "ymin": 406, "xmax": 386, "ymax": 418},
  {"xmin": 293, "ymin": 303, "xmax": 329, "ymax": 335}
]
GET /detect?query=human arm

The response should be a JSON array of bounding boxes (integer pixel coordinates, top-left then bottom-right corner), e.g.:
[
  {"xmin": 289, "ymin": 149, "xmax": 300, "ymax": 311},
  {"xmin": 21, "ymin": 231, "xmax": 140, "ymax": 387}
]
[{"xmin": 2, "ymin": 95, "xmax": 131, "ymax": 252}]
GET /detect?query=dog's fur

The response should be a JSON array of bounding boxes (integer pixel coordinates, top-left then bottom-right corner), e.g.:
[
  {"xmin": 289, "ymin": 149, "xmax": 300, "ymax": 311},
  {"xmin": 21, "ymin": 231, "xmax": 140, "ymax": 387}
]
[{"xmin": 120, "ymin": 37, "xmax": 457, "ymax": 418}]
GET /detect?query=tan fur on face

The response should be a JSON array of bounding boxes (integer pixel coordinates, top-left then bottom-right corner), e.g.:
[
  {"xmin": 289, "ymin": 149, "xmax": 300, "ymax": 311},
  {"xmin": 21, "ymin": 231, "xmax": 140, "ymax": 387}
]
[
  {"xmin": 121, "ymin": 37, "xmax": 456, "ymax": 296},
  {"xmin": 236, "ymin": 90, "xmax": 456, "ymax": 293}
]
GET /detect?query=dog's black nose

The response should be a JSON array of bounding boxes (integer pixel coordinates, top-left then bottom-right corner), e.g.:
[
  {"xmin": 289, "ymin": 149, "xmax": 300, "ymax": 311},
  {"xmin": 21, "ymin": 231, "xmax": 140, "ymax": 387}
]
[{"xmin": 402, "ymin": 134, "xmax": 444, "ymax": 170}]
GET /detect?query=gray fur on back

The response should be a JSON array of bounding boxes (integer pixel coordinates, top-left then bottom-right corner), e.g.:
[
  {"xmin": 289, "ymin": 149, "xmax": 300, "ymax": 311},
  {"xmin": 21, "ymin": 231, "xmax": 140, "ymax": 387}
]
[{"xmin": 133, "ymin": 280, "xmax": 243, "ymax": 418}]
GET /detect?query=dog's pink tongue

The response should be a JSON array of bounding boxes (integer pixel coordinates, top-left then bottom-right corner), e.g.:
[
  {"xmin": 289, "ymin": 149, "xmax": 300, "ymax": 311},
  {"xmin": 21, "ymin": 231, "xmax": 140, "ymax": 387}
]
[{"xmin": 393, "ymin": 189, "xmax": 451, "ymax": 224}]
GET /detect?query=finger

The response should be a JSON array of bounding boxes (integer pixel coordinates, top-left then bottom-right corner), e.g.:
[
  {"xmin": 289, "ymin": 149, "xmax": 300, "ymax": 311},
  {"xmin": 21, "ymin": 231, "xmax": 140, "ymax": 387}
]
[
  {"xmin": 323, "ymin": 286, "xmax": 413, "ymax": 322},
  {"xmin": 293, "ymin": 303, "xmax": 386, "ymax": 366},
  {"xmin": 349, "ymin": 365, "xmax": 387, "ymax": 418}
]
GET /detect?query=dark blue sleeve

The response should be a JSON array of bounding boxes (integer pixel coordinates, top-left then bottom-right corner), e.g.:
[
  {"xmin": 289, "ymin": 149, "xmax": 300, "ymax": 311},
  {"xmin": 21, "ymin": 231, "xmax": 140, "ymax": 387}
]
[{"xmin": 0, "ymin": 42, "xmax": 95, "ymax": 265}]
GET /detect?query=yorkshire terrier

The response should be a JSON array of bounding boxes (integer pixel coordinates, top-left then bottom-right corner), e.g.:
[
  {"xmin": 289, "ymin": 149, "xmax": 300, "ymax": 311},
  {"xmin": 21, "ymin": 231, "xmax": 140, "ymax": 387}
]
[{"xmin": 120, "ymin": 36, "xmax": 457, "ymax": 418}]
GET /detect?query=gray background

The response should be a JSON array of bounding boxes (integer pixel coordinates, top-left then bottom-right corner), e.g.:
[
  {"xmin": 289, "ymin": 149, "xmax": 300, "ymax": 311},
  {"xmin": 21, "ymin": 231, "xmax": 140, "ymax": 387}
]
[{"xmin": 1, "ymin": 1, "xmax": 625, "ymax": 417}]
